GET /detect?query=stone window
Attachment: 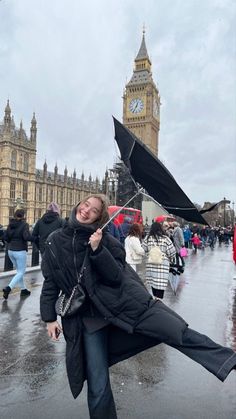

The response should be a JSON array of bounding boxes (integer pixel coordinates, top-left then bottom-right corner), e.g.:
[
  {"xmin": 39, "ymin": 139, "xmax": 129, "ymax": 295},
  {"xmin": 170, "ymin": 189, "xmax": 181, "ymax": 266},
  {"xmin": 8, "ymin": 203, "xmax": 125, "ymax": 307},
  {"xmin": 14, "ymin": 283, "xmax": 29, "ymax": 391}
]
[
  {"xmin": 10, "ymin": 181, "xmax": 16, "ymax": 199},
  {"xmin": 23, "ymin": 181, "xmax": 28, "ymax": 201},
  {"xmin": 11, "ymin": 150, "xmax": 17, "ymax": 170},
  {"xmin": 23, "ymin": 154, "xmax": 29, "ymax": 172},
  {"xmin": 38, "ymin": 186, "xmax": 42, "ymax": 202}
]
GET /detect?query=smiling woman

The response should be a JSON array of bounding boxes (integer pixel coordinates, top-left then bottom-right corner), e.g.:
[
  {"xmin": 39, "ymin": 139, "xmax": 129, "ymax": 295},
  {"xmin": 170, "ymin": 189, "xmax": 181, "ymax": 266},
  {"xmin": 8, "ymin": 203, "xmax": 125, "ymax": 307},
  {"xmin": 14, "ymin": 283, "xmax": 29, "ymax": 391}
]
[{"xmin": 40, "ymin": 193, "xmax": 236, "ymax": 419}]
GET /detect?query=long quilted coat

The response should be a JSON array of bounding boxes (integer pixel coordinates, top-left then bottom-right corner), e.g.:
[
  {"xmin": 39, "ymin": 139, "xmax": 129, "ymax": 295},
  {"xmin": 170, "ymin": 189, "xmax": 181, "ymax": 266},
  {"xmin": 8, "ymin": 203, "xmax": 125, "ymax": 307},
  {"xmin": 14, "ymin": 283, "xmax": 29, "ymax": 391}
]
[{"xmin": 40, "ymin": 221, "xmax": 187, "ymax": 398}]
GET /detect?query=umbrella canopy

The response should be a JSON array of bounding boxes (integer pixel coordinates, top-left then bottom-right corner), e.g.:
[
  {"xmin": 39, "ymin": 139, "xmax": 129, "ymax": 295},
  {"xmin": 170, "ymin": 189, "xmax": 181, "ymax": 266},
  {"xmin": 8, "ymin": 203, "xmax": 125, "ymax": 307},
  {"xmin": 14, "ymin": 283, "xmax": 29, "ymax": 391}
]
[{"xmin": 113, "ymin": 117, "xmax": 208, "ymax": 225}]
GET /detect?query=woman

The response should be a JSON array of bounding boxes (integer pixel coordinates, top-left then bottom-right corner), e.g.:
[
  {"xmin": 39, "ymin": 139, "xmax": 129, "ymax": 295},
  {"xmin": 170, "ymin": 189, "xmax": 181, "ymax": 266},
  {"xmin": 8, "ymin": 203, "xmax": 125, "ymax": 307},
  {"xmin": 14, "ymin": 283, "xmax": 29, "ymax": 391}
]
[
  {"xmin": 142, "ymin": 221, "xmax": 176, "ymax": 299},
  {"xmin": 124, "ymin": 223, "xmax": 145, "ymax": 271},
  {"xmin": 40, "ymin": 194, "xmax": 236, "ymax": 419},
  {"xmin": 2, "ymin": 209, "xmax": 34, "ymax": 299}
]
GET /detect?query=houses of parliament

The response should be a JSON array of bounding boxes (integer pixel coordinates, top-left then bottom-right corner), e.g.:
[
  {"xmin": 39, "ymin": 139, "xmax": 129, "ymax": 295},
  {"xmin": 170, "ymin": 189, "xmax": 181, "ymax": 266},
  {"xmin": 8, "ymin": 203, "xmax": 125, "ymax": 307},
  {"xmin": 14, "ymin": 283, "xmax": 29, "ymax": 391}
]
[{"xmin": 0, "ymin": 31, "xmax": 160, "ymax": 226}]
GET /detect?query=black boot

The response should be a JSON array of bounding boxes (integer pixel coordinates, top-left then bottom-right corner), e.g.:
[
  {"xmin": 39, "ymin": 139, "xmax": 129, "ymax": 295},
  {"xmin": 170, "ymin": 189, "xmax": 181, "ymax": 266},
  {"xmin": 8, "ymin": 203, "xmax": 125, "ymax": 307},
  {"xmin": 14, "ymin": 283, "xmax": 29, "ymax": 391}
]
[
  {"xmin": 3, "ymin": 286, "xmax": 11, "ymax": 300},
  {"xmin": 20, "ymin": 289, "xmax": 31, "ymax": 297}
]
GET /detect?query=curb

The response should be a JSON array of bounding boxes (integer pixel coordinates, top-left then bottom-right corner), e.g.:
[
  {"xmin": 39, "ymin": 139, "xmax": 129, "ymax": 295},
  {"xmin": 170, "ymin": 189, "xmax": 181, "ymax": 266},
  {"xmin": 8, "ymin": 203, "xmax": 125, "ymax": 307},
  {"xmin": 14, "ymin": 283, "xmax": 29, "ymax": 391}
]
[{"xmin": 0, "ymin": 265, "xmax": 41, "ymax": 279}]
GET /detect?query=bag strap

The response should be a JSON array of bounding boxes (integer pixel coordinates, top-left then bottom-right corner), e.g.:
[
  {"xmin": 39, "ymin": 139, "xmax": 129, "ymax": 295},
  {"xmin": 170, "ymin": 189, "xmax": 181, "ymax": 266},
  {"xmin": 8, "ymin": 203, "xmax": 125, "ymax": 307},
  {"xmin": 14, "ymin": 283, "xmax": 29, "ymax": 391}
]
[
  {"xmin": 48, "ymin": 241, "xmax": 88, "ymax": 285},
  {"xmin": 76, "ymin": 249, "xmax": 88, "ymax": 283}
]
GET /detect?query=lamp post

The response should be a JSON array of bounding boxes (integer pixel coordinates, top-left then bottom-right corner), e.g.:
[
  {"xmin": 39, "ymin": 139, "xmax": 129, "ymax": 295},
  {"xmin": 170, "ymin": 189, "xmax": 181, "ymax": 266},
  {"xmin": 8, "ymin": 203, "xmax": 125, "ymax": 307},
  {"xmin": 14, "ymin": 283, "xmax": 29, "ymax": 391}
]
[
  {"xmin": 223, "ymin": 197, "xmax": 226, "ymax": 227},
  {"xmin": 107, "ymin": 169, "xmax": 118, "ymax": 205}
]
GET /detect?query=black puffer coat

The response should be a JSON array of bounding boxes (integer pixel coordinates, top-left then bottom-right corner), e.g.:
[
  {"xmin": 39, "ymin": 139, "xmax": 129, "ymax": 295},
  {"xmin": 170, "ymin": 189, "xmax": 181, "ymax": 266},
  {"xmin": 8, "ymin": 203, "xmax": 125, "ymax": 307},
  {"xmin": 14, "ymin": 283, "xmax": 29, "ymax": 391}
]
[
  {"xmin": 40, "ymin": 213, "xmax": 187, "ymax": 398},
  {"xmin": 32, "ymin": 211, "xmax": 65, "ymax": 253},
  {"xmin": 5, "ymin": 219, "xmax": 33, "ymax": 251}
]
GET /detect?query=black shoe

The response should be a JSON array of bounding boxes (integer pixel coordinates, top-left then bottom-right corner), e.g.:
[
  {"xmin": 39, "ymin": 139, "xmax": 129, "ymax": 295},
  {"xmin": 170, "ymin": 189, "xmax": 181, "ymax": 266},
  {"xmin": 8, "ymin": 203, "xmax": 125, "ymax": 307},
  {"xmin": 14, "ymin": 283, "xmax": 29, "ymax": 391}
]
[
  {"xmin": 20, "ymin": 289, "xmax": 31, "ymax": 297},
  {"xmin": 3, "ymin": 286, "xmax": 11, "ymax": 300}
]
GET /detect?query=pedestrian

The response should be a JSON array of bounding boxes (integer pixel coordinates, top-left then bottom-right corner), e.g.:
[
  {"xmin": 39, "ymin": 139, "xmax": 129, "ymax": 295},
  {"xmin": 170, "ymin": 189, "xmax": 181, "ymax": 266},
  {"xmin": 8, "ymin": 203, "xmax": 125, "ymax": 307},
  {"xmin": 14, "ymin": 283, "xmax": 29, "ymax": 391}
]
[
  {"xmin": 32, "ymin": 202, "xmax": 65, "ymax": 255},
  {"xmin": 172, "ymin": 221, "xmax": 185, "ymax": 267},
  {"xmin": 40, "ymin": 194, "xmax": 236, "ymax": 419},
  {"xmin": 2, "ymin": 209, "xmax": 34, "ymax": 299},
  {"xmin": 107, "ymin": 220, "xmax": 121, "ymax": 241},
  {"xmin": 183, "ymin": 225, "xmax": 192, "ymax": 248},
  {"xmin": 208, "ymin": 229, "xmax": 216, "ymax": 250},
  {"xmin": 124, "ymin": 223, "xmax": 145, "ymax": 271},
  {"xmin": 119, "ymin": 216, "xmax": 132, "ymax": 245},
  {"xmin": 191, "ymin": 233, "xmax": 201, "ymax": 252},
  {"xmin": 0, "ymin": 223, "xmax": 5, "ymax": 250},
  {"xmin": 142, "ymin": 221, "xmax": 176, "ymax": 299}
]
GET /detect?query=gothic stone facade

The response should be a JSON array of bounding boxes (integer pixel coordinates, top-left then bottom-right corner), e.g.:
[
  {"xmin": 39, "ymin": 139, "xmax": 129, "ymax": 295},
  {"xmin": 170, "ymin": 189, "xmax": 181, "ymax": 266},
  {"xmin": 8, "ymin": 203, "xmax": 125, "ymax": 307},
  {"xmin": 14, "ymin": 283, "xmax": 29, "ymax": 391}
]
[{"xmin": 0, "ymin": 101, "xmax": 102, "ymax": 226}]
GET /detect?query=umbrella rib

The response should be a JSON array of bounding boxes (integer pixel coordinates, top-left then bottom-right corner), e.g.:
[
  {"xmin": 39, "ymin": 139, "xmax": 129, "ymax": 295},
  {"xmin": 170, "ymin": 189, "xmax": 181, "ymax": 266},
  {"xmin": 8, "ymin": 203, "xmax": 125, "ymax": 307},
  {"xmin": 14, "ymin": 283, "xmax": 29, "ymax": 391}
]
[{"xmin": 101, "ymin": 188, "xmax": 144, "ymax": 230}]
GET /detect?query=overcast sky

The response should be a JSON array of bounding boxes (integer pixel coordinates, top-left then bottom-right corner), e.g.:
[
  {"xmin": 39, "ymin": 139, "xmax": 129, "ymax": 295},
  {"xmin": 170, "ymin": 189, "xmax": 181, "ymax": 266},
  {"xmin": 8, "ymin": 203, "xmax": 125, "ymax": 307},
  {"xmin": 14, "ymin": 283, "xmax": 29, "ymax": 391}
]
[{"xmin": 0, "ymin": 0, "xmax": 235, "ymax": 207}]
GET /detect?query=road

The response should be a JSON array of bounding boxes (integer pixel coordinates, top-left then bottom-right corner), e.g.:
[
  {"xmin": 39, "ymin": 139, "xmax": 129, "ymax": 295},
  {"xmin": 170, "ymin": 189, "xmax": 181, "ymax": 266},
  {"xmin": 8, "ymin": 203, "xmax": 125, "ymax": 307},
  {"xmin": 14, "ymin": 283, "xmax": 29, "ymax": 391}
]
[{"xmin": 0, "ymin": 243, "xmax": 236, "ymax": 418}]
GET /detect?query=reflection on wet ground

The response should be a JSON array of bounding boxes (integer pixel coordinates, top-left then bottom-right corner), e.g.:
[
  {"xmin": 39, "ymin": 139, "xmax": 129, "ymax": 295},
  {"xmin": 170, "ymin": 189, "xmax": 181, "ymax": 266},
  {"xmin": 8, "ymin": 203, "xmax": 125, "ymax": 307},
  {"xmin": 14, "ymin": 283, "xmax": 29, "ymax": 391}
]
[{"xmin": 0, "ymin": 244, "xmax": 236, "ymax": 419}]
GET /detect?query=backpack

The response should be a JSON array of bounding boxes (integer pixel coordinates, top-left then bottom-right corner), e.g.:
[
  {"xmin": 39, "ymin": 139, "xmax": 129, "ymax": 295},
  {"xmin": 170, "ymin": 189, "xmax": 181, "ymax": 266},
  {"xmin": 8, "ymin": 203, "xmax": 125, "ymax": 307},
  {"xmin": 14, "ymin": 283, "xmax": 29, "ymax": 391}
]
[{"xmin": 148, "ymin": 246, "xmax": 164, "ymax": 264}]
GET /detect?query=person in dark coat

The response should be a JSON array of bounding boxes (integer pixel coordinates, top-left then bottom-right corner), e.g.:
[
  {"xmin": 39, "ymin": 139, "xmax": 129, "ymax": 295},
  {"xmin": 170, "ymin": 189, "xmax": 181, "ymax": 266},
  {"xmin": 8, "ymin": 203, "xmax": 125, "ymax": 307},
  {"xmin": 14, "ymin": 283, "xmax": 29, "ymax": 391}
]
[
  {"xmin": 40, "ymin": 194, "xmax": 236, "ymax": 419},
  {"xmin": 107, "ymin": 220, "xmax": 121, "ymax": 241},
  {"xmin": 119, "ymin": 216, "xmax": 132, "ymax": 244},
  {"xmin": 2, "ymin": 209, "xmax": 34, "ymax": 299},
  {"xmin": 32, "ymin": 202, "xmax": 65, "ymax": 255}
]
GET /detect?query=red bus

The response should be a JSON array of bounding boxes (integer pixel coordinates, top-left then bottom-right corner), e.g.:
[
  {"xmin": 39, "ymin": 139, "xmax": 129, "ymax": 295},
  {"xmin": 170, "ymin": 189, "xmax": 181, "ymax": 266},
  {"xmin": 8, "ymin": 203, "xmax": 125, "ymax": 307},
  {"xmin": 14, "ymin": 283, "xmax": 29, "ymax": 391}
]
[{"xmin": 108, "ymin": 206, "xmax": 143, "ymax": 225}]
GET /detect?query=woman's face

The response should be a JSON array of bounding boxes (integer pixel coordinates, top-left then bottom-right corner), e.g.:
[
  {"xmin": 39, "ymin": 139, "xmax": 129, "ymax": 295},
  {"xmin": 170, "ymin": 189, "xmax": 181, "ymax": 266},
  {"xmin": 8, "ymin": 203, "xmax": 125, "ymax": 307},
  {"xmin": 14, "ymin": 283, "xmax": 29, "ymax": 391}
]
[{"xmin": 76, "ymin": 197, "xmax": 102, "ymax": 224}]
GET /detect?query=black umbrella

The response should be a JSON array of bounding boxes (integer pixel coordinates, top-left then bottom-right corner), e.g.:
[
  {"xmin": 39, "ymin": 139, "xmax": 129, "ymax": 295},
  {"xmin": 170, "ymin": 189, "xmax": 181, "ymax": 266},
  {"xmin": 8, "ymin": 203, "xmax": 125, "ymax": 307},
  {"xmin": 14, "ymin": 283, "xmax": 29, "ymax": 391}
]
[
  {"xmin": 113, "ymin": 117, "xmax": 208, "ymax": 226},
  {"xmin": 200, "ymin": 202, "xmax": 219, "ymax": 214}
]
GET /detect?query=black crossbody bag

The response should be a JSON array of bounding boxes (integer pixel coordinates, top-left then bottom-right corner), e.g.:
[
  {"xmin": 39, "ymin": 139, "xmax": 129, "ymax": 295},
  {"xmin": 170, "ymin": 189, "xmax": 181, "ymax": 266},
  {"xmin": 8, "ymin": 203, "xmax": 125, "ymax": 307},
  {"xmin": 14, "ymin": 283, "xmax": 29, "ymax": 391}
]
[{"xmin": 55, "ymin": 251, "xmax": 88, "ymax": 318}]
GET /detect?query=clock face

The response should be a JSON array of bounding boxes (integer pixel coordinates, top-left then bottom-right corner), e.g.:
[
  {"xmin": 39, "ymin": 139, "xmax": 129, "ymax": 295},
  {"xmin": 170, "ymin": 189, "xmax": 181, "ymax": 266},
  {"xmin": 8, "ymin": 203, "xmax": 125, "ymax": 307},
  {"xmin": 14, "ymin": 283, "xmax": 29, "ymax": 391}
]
[
  {"xmin": 153, "ymin": 99, "xmax": 159, "ymax": 117},
  {"xmin": 129, "ymin": 98, "xmax": 144, "ymax": 114}
]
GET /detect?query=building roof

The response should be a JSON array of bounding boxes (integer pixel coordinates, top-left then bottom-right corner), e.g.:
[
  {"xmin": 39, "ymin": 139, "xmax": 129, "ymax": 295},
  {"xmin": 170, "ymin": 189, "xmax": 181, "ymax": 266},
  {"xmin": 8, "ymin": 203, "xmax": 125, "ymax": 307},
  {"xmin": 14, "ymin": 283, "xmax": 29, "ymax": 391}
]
[{"xmin": 135, "ymin": 32, "xmax": 150, "ymax": 61}]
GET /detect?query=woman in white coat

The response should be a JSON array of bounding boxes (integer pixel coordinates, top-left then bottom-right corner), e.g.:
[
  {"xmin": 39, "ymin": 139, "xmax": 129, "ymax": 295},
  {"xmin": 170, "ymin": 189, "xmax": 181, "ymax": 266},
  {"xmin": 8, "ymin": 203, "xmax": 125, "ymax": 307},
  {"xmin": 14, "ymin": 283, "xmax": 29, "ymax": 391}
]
[{"xmin": 125, "ymin": 223, "xmax": 145, "ymax": 271}]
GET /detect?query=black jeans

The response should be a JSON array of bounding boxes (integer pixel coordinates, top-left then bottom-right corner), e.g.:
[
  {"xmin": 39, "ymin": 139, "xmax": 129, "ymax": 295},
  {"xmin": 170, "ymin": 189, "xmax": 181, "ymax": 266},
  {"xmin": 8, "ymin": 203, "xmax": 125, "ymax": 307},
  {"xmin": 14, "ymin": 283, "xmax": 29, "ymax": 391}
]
[{"xmin": 83, "ymin": 327, "xmax": 117, "ymax": 419}]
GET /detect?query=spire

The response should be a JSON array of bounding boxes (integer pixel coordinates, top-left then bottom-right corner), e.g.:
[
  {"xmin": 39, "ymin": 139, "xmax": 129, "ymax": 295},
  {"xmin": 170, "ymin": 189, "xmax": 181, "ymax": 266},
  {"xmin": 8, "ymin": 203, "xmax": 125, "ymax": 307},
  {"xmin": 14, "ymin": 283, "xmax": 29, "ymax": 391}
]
[
  {"xmin": 135, "ymin": 28, "xmax": 150, "ymax": 62},
  {"xmin": 30, "ymin": 112, "xmax": 37, "ymax": 141},
  {"xmin": 64, "ymin": 166, "xmax": 68, "ymax": 182},
  {"xmin": 43, "ymin": 160, "xmax": 47, "ymax": 178},
  {"xmin": 127, "ymin": 28, "xmax": 152, "ymax": 85},
  {"xmin": 11, "ymin": 115, "xmax": 15, "ymax": 128},
  {"xmin": 18, "ymin": 120, "xmax": 24, "ymax": 139},
  {"xmin": 4, "ymin": 99, "xmax": 11, "ymax": 127}
]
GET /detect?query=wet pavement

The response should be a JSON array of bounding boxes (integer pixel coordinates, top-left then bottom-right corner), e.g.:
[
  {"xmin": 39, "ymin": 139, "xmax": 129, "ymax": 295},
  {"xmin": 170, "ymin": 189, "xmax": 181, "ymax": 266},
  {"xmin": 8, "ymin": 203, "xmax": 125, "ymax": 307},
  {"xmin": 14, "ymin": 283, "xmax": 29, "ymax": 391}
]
[{"xmin": 0, "ymin": 243, "xmax": 236, "ymax": 419}]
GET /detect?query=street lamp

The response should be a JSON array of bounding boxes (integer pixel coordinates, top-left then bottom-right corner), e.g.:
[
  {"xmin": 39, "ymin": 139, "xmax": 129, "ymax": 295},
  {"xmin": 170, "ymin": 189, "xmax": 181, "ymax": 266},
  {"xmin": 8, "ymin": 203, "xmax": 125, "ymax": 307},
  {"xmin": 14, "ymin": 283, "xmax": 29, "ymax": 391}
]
[
  {"xmin": 108, "ymin": 169, "xmax": 118, "ymax": 205},
  {"xmin": 223, "ymin": 197, "xmax": 226, "ymax": 227}
]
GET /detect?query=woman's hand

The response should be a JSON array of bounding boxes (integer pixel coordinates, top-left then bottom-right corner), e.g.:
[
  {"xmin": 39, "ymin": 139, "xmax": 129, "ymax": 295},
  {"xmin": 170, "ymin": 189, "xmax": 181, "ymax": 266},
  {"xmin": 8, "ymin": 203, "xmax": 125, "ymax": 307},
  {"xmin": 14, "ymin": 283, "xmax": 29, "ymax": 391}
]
[
  {"xmin": 46, "ymin": 321, "xmax": 62, "ymax": 341},
  {"xmin": 89, "ymin": 228, "xmax": 102, "ymax": 251}
]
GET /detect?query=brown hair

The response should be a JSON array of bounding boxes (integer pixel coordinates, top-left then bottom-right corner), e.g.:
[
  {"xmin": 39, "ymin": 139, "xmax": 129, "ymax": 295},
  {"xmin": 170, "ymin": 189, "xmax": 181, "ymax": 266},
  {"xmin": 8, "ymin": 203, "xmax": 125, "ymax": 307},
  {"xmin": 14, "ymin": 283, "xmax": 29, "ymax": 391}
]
[
  {"xmin": 78, "ymin": 194, "xmax": 110, "ymax": 227},
  {"xmin": 128, "ymin": 223, "xmax": 142, "ymax": 238},
  {"xmin": 14, "ymin": 209, "xmax": 25, "ymax": 219}
]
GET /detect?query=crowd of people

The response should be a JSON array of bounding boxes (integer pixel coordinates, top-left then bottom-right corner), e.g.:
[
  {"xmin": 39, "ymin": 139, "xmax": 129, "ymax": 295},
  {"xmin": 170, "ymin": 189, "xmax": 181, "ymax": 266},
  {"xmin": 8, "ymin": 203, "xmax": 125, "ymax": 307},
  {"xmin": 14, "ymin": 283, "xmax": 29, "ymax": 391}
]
[
  {"xmin": 1, "ymin": 195, "xmax": 236, "ymax": 418},
  {"xmin": 2, "ymin": 204, "xmax": 234, "ymax": 301}
]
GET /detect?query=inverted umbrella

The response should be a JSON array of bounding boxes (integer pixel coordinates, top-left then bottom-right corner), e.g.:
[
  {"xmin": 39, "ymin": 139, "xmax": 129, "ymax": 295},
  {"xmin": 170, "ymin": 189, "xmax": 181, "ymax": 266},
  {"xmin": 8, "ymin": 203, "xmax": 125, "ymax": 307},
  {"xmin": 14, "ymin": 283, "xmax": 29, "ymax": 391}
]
[{"xmin": 113, "ymin": 117, "xmax": 208, "ymax": 225}]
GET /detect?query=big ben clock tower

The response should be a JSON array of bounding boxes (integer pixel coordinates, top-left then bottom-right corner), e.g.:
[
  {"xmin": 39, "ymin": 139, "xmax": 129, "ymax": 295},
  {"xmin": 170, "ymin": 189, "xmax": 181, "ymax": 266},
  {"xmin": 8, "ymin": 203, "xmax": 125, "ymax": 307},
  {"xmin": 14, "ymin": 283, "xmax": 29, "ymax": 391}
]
[{"xmin": 123, "ymin": 30, "xmax": 160, "ymax": 156}]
